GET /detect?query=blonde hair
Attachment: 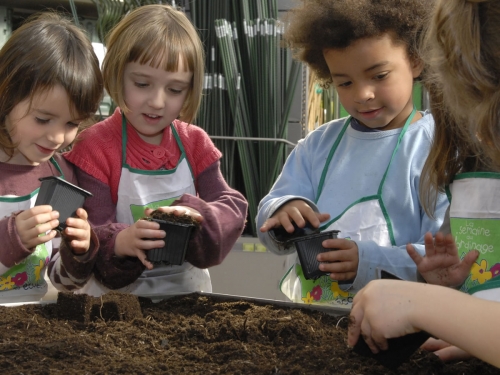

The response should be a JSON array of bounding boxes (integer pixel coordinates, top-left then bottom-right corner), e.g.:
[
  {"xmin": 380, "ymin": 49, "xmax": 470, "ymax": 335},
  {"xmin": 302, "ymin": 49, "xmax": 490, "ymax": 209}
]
[
  {"xmin": 420, "ymin": 0, "xmax": 500, "ymax": 215},
  {"xmin": 0, "ymin": 12, "xmax": 103, "ymax": 157},
  {"xmin": 102, "ymin": 4, "xmax": 204, "ymax": 124}
]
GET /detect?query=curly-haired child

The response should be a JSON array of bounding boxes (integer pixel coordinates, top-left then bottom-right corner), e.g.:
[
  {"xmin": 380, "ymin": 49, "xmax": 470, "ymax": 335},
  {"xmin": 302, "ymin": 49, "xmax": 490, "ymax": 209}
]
[{"xmin": 257, "ymin": 0, "xmax": 448, "ymax": 308}]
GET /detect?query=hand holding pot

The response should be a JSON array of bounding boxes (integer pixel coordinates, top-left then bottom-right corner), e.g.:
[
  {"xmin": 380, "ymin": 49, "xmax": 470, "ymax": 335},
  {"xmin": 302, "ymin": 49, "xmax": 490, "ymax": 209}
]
[
  {"xmin": 317, "ymin": 238, "xmax": 359, "ymax": 281},
  {"xmin": 15, "ymin": 205, "xmax": 59, "ymax": 250},
  {"xmin": 348, "ymin": 279, "xmax": 423, "ymax": 353},
  {"xmin": 62, "ymin": 207, "xmax": 92, "ymax": 254},
  {"xmin": 114, "ymin": 219, "xmax": 166, "ymax": 270},
  {"xmin": 259, "ymin": 199, "xmax": 330, "ymax": 234}
]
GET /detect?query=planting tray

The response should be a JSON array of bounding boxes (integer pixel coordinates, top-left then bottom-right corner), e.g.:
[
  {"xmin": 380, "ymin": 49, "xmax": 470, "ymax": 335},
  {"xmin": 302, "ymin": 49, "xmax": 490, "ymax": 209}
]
[
  {"xmin": 0, "ymin": 291, "xmax": 348, "ymax": 317},
  {"xmin": 35, "ymin": 176, "xmax": 92, "ymax": 231},
  {"xmin": 146, "ymin": 218, "xmax": 196, "ymax": 265},
  {"xmin": 160, "ymin": 292, "xmax": 349, "ymax": 317}
]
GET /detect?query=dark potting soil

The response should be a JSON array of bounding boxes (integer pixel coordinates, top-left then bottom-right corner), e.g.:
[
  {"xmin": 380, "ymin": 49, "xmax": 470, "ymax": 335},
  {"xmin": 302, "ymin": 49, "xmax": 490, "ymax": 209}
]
[
  {"xmin": 0, "ymin": 292, "xmax": 498, "ymax": 375},
  {"xmin": 148, "ymin": 210, "xmax": 201, "ymax": 227}
]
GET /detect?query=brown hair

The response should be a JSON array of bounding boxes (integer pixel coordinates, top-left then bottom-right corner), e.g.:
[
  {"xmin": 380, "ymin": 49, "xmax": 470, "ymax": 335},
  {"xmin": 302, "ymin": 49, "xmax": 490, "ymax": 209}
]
[
  {"xmin": 102, "ymin": 4, "xmax": 204, "ymax": 124},
  {"xmin": 0, "ymin": 12, "xmax": 103, "ymax": 157},
  {"xmin": 420, "ymin": 0, "xmax": 500, "ymax": 216},
  {"xmin": 283, "ymin": 0, "xmax": 434, "ymax": 88}
]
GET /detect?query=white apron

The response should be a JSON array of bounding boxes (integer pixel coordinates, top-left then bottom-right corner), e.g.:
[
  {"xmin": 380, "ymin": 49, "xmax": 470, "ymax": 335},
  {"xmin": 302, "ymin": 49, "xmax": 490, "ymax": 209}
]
[
  {"xmin": 79, "ymin": 114, "xmax": 211, "ymax": 299},
  {"xmin": 280, "ymin": 109, "xmax": 416, "ymax": 308},
  {"xmin": 448, "ymin": 173, "xmax": 500, "ymax": 301},
  {"xmin": 0, "ymin": 159, "xmax": 62, "ymax": 303}
]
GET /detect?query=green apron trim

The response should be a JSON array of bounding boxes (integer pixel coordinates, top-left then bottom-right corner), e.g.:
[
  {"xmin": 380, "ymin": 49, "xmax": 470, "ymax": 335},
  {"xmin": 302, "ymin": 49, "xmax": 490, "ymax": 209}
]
[
  {"xmin": 316, "ymin": 108, "xmax": 416, "ymax": 245},
  {"xmin": 319, "ymin": 195, "xmax": 378, "ymax": 231},
  {"xmin": 468, "ymin": 276, "xmax": 500, "ymax": 295},
  {"xmin": 0, "ymin": 158, "xmax": 64, "ymax": 202}
]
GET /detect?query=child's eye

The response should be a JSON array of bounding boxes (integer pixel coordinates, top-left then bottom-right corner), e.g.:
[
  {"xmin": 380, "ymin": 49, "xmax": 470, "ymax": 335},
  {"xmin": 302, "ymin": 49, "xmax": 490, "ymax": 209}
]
[
  {"xmin": 375, "ymin": 72, "xmax": 389, "ymax": 80},
  {"xmin": 135, "ymin": 82, "xmax": 149, "ymax": 88},
  {"xmin": 35, "ymin": 117, "xmax": 50, "ymax": 124},
  {"xmin": 66, "ymin": 122, "xmax": 80, "ymax": 128},
  {"xmin": 169, "ymin": 88, "xmax": 183, "ymax": 94},
  {"xmin": 337, "ymin": 81, "xmax": 352, "ymax": 88}
]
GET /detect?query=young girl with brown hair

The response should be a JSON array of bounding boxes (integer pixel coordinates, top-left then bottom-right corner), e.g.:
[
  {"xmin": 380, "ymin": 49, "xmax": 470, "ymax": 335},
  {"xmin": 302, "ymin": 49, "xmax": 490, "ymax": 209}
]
[
  {"xmin": 0, "ymin": 12, "xmax": 103, "ymax": 302},
  {"xmin": 65, "ymin": 5, "xmax": 248, "ymax": 299}
]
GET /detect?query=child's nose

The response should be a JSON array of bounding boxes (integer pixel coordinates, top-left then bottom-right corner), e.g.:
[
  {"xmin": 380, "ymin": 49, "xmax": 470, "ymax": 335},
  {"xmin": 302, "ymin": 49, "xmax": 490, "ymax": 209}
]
[
  {"xmin": 148, "ymin": 89, "xmax": 166, "ymax": 109},
  {"xmin": 47, "ymin": 126, "xmax": 65, "ymax": 145},
  {"xmin": 354, "ymin": 86, "xmax": 375, "ymax": 103}
]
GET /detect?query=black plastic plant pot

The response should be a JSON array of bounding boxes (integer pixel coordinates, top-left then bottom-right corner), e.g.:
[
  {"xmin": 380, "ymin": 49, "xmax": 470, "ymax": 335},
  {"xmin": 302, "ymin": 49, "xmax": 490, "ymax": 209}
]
[
  {"xmin": 353, "ymin": 330, "xmax": 431, "ymax": 370},
  {"xmin": 293, "ymin": 230, "xmax": 340, "ymax": 280},
  {"xmin": 351, "ymin": 269, "xmax": 431, "ymax": 370},
  {"xmin": 35, "ymin": 176, "xmax": 92, "ymax": 231},
  {"xmin": 146, "ymin": 218, "xmax": 196, "ymax": 266},
  {"xmin": 269, "ymin": 222, "xmax": 320, "ymax": 250}
]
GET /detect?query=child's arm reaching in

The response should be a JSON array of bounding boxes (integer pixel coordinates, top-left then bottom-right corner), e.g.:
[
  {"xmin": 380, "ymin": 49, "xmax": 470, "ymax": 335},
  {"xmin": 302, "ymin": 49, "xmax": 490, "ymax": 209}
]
[
  {"xmin": 348, "ymin": 280, "xmax": 499, "ymax": 366},
  {"xmin": 406, "ymin": 231, "xmax": 479, "ymax": 287}
]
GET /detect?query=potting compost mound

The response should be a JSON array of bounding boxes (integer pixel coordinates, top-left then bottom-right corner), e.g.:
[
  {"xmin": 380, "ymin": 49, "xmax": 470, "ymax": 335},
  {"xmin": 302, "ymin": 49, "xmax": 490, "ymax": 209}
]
[{"xmin": 0, "ymin": 292, "xmax": 498, "ymax": 375}]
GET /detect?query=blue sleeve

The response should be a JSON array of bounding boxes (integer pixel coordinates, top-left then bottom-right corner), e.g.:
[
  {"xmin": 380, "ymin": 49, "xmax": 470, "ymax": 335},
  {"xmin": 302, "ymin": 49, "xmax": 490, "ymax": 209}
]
[{"xmin": 255, "ymin": 139, "xmax": 321, "ymax": 255}]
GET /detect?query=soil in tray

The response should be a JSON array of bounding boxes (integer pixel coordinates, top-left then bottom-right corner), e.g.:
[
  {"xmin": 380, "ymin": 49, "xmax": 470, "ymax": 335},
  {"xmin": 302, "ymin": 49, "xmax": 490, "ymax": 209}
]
[{"xmin": 0, "ymin": 292, "xmax": 498, "ymax": 375}]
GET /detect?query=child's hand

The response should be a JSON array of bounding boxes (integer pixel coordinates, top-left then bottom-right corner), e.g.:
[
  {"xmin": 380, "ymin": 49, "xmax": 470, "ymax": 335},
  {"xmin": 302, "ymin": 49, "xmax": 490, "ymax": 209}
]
[
  {"xmin": 260, "ymin": 199, "xmax": 330, "ymax": 233},
  {"xmin": 348, "ymin": 280, "xmax": 420, "ymax": 352},
  {"xmin": 407, "ymin": 232, "xmax": 479, "ymax": 287},
  {"xmin": 421, "ymin": 337, "xmax": 472, "ymax": 362},
  {"xmin": 114, "ymin": 219, "xmax": 166, "ymax": 270},
  {"xmin": 15, "ymin": 205, "xmax": 59, "ymax": 250},
  {"xmin": 317, "ymin": 238, "xmax": 359, "ymax": 281},
  {"xmin": 144, "ymin": 206, "xmax": 203, "ymax": 224},
  {"xmin": 62, "ymin": 208, "xmax": 91, "ymax": 254}
]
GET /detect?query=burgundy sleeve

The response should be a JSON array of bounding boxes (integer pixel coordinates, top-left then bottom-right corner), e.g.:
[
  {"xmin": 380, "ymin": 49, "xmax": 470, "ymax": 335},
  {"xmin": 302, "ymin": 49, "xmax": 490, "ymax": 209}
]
[
  {"xmin": 0, "ymin": 213, "xmax": 33, "ymax": 268},
  {"xmin": 73, "ymin": 168, "xmax": 145, "ymax": 289},
  {"xmin": 48, "ymin": 229, "xmax": 100, "ymax": 291},
  {"xmin": 92, "ymin": 223, "xmax": 146, "ymax": 289},
  {"xmin": 174, "ymin": 161, "xmax": 248, "ymax": 268}
]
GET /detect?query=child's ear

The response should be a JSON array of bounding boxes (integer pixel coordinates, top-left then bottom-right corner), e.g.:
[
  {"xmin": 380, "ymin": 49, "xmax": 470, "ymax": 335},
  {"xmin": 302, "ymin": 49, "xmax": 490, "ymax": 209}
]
[{"xmin": 411, "ymin": 58, "xmax": 424, "ymax": 79}]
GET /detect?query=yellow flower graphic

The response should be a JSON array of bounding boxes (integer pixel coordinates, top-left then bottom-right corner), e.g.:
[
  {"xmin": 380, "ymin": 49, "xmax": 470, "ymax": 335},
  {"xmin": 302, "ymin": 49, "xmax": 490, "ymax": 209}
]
[
  {"xmin": 0, "ymin": 276, "xmax": 16, "ymax": 291},
  {"xmin": 331, "ymin": 282, "xmax": 349, "ymax": 298},
  {"xmin": 301, "ymin": 292, "xmax": 315, "ymax": 304},
  {"xmin": 34, "ymin": 259, "xmax": 45, "ymax": 282},
  {"xmin": 471, "ymin": 259, "xmax": 493, "ymax": 285}
]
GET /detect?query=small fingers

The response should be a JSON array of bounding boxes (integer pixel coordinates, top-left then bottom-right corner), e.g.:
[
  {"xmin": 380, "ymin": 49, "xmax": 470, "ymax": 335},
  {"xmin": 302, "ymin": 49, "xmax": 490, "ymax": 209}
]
[
  {"xmin": 421, "ymin": 338, "xmax": 449, "ymax": 351},
  {"xmin": 260, "ymin": 217, "xmax": 281, "ymax": 232},
  {"xmin": 406, "ymin": 243, "xmax": 424, "ymax": 266},
  {"xmin": 74, "ymin": 208, "xmax": 88, "ymax": 221},
  {"xmin": 136, "ymin": 250, "xmax": 154, "ymax": 270},
  {"xmin": 347, "ymin": 305, "xmax": 362, "ymax": 347},
  {"xmin": 433, "ymin": 346, "xmax": 472, "ymax": 362},
  {"xmin": 70, "ymin": 239, "xmax": 90, "ymax": 254},
  {"xmin": 423, "ymin": 232, "xmax": 436, "ymax": 257}
]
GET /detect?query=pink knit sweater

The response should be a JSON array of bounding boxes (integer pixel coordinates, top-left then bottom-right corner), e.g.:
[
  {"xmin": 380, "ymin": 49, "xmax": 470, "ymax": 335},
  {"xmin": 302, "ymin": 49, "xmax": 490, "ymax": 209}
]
[
  {"xmin": 63, "ymin": 108, "xmax": 248, "ymax": 289},
  {"xmin": 65, "ymin": 108, "xmax": 221, "ymax": 203}
]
